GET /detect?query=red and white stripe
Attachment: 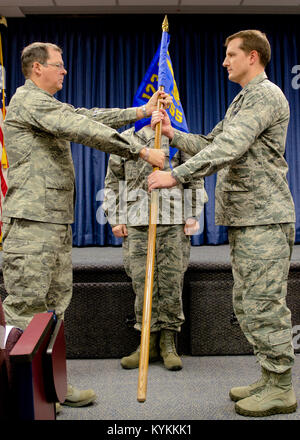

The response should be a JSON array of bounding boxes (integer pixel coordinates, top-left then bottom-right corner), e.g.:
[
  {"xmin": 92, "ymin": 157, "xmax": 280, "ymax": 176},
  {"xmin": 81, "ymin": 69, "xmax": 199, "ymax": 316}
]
[{"xmin": 0, "ymin": 107, "xmax": 7, "ymax": 240}]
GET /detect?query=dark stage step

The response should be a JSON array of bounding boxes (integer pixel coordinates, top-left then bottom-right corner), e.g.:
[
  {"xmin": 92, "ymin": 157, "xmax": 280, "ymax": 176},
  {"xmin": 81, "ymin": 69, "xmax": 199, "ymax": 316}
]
[{"xmin": 0, "ymin": 245, "xmax": 299, "ymax": 359}]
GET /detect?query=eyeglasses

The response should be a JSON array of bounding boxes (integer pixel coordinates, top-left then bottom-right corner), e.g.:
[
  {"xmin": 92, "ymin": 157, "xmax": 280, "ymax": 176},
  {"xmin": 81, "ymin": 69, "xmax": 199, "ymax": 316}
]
[{"xmin": 42, "ymin": 62, "xmax": 66, "ymax": 71}]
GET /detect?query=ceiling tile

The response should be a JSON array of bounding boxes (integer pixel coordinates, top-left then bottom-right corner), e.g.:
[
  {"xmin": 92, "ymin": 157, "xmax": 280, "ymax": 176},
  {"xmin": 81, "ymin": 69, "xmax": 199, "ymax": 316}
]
[
  {"xmin": 181, "ymin": 0, "xmax": 240, "ymax": 4},
  {"xmin": 0, "ymin": 0, "xmax": 299, "ymax": 15},
  {"xmin": 0, "ymin": 6, "xmax": 24, "ymax": 16},
  {"xmin": 243, "ymin": 0, "xmax": 300, "ymax": 4},
  {"xmin": 56, "ymin": 0, "xmax": 116, "ymax": 5},
  {"xmin": 119, "ymin": 0, "xmax": 178, "ymax": 5},
  {"xmin": 0, "ymin": 0, "xmax": 54, "ymax": 5}
]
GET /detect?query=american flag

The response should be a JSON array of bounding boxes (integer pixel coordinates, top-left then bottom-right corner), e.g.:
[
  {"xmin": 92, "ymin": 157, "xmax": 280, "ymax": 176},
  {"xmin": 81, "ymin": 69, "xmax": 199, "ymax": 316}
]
[
  {"xmin": 0, "ymin": 28, "xmax": 8, "ymax": 245},
  {"xmin": 0, "ymin": 107, "xmax": 8, "ymax": 243}
]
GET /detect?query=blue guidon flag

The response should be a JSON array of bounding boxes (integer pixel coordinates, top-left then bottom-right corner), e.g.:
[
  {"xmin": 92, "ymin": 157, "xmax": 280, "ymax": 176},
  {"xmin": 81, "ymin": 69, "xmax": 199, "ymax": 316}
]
[{"xmin": 133, "ymin": 21, "xmax": 189, "ymax": 161}]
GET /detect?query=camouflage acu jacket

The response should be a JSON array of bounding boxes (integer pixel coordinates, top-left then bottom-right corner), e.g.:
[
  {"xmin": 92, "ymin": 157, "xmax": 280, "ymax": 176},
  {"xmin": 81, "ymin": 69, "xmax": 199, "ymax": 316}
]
[
  {"xmin": 3, "ymin": 79, "xmax": 142, "ymax": 224},
  {"xmin": 170, "ymin": 72, "xmax": 295, "ymax": 227},
  {"xmin": 103, "ymin": 125, "xmax": 207, "ymax": 226}
]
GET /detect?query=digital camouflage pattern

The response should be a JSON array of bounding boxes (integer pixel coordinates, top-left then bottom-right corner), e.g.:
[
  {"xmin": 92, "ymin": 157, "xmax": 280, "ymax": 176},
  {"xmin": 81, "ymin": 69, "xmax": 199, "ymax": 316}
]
[
  {"xmin": 169, "ymin": 73, "xmax": 295, "ymax": 227},
  {"xmin": 167, "ymin": 72, "xmax": 296, "ymax": 372},
  {"xmin": 229, "ymin": 223, "xmax": 295, "ymax": 373},
  {"xmin": 2, "ymin": 218, "xmax": 73, "ymax": 330},
  {"xmin": 103, "ymin": 125, "xmax": 207, "ymax": 331},
  {"xmin": 123, "ymin": 224, "xmax": 190, "ymax": 332},
  {"xmin": 3, "ymin": 79, "xmax": 142, "ymax": 224},
  {"xmin": 2, "ymin": 78, "xmax": 142, "ymax": 329},
  {"xmin": 103, "ymin": 125, "xmax": 207, "ymax": 227}
]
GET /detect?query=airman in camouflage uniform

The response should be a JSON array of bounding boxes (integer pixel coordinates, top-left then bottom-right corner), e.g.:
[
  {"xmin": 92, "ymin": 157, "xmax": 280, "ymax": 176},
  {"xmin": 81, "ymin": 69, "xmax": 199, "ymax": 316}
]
[
  {"xmin": 1, "ymin": 42, "xmax": 169, "ymax": 408},
  {"xmin": 148, "ymin": 30, "xmax": 297, "ymax": 416},
  {"xmin": 103, "ymin": 125, "xmax": 207, "ymax": 370}
]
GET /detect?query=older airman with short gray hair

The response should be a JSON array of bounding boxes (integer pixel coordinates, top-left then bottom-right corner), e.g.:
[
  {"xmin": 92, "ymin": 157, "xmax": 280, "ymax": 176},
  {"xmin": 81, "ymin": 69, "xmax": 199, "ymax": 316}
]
[{"xmin": 1, "ymin": 41, "xmax": 170, "ymax": 409}]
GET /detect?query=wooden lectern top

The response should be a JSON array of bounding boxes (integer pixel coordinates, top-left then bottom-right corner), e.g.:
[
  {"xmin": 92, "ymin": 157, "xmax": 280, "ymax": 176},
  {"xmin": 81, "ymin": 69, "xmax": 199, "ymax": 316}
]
[{"xmin": 10, "ymin": 313, "xmax": 53, "ymax": 362}]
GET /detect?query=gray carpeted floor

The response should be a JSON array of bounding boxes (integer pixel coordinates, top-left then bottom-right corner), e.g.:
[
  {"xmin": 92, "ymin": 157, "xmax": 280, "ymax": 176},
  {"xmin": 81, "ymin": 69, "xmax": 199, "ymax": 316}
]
[{"xmin": 58, "ymin": 354, "xmax": 300, "ymax": 421}]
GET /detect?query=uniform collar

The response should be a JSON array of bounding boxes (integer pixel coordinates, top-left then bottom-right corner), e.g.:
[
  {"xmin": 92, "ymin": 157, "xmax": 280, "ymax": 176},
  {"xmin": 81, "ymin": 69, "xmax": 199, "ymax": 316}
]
[
  {"xmin": 24, "ymin": 78, "xmax": 53, "ymax": 97},
  {"xmin": 243, "ymin": 71, "xmax": 268, "ymax": 91},
  {"xmin": 231, "ymin": 71, "xmax": 268, "ymax": 105},
  {"xmin": 135, "ymin": 125, "xmax": 169, "ymax": 146},
  {"xmin": 134, "ymin": 125, "xmax": 155, "ymax": 143}
]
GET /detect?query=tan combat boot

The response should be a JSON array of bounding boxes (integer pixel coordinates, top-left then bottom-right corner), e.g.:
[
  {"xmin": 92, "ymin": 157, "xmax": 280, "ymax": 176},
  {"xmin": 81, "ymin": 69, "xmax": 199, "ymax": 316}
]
[
  {"xmin": 121, "ymin": 332, "xmax": 159, "ymax": 369},
  {"xmin": 229, "ymin": 367, "xmax": 270, "ymax": 402},
  {"xmin": 235, "ymin": 369, "xmax": 297, "ymax": 417},
  {"xmin": 62, "ymin": 384, "xmax": 96, "ymax": 407},
  {"xmin": 160, "ymin": 329, "xmax": 182, "ymax": 371}
]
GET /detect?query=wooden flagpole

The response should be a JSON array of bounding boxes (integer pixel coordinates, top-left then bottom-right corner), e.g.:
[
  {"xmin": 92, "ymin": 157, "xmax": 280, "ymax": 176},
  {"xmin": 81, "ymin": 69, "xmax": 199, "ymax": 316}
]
[{"xmin": 137, "ymin": 16, "xmax": 168, "ymax": 403}]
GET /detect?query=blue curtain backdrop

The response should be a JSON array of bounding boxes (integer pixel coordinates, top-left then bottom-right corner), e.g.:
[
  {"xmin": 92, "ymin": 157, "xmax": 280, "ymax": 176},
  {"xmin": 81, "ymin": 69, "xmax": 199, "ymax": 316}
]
[{"xmin": 1, "ymin": 14, "xmax": 300, "ymax": 246}]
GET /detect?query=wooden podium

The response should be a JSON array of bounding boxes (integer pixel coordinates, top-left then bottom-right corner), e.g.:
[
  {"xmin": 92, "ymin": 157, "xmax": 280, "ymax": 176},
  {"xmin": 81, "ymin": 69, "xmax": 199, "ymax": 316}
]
[
  {"xmin": 0, "ymin": 348, "xmax": 8, "ymax": 419},
  {"xmin": 9, "ymin": 312, "xmax": 67, "ymax": 420}
]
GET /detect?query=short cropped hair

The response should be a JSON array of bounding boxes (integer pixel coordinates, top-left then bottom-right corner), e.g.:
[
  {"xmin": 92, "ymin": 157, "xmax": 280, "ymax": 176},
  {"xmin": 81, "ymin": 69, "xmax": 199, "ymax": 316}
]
[
  {"xmin": 21, "ymin": 42, "xmax": 62, "ymax": 78},
  {"xmin": 225, "ymin": 30, "xmax": 271, "ymax": 68}
]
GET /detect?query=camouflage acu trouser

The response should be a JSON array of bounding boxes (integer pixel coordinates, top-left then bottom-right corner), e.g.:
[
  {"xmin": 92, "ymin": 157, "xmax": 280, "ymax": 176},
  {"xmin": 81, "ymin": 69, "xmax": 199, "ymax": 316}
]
[
  {"xmin": 2, "ymin": 217, "xmax": 72, "ymax": 330},
  {"xmin": 123, "ymin": 224, "xmax": 190, "ymax": 333},
  {"xmin": 228, "ymin": 223, "xmax": 295, "ymax": 373}
]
